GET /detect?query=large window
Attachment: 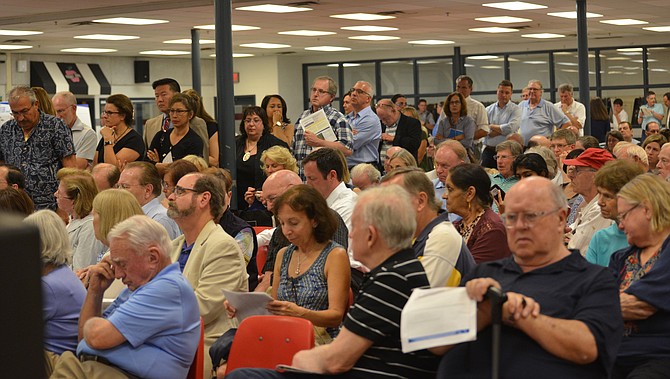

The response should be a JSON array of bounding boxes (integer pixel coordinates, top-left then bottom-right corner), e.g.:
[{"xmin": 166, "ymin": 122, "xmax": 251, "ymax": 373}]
[
  {"xmin": 465, "ymin": 55, "xmax": 505, "ymax": 92},
  {"xmin": 648, "ymin": 47, "xmax": 670, "ymax": 86},
  {"xmin": 343, "ymin": 62, "xmax": 375, "ymax": 97},
  {"xmin": 554, "ymin": 51, "xmax": 596, "ymax": 93},
  {"xmin": 509, "ymin": 53, "xmax": 551, "ymax": 93},
  {"xmin": 380, "ymin": 60, "xmax": 413, "ymax": 96},
  {"xmin": 418, "ymin": 59, "xmax": 453, "ymax": 95},
  {"xmin": 600, "ymin": 48, "xmax": 643, "ymax": 87}
]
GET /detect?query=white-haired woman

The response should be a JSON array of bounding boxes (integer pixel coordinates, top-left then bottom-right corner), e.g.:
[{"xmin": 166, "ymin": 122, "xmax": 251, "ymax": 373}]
[{"xmin": 25, "ymin": 210, "xmax": 86, "ymax": 372}]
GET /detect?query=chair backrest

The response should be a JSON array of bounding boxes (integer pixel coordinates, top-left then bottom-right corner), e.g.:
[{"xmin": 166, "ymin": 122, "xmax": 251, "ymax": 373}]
[
  {"xmin": 252, "ymin": 226, "xmax": 273, "ymax": 273},
  {"xmin": 225, "ymin": 315, "xmax": 314, "ymax": 375},
  {"xmin": 186, "ymin": 317, "xmax": 205, "ymax": 379}
]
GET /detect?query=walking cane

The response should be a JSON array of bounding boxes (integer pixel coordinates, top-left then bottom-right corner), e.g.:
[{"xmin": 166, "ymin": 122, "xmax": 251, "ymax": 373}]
[{"xmin": 486, "ymin": 286, "xmax": 508, "ymax": 379}]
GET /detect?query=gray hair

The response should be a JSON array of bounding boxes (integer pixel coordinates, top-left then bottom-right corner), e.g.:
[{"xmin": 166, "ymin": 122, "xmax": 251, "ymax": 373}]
[
  {"xmin": 381, "ymin": 166, "xmax": 441, "ymax": 212},
  {"xmin": 7, "ymin": 86, "xmax": 37, "ymax": 103},
  {"xmin": 526, "ymin": 146, "xmax": 558, "ymax": 178},
  {"xmin": 528, "ymin": 80, "xmax": 543, "ymax": 91},
  {"xmin": 496, "ymin": 140, "xmax": 523, "ymax": 156},
  {"xmin": 107, "ymin": 215, "xmax": 171, "ymax": 258},
  {"xmin": 314, "ymin": 76, "xmax": 337, "ymax": 96},
  {"xmin": 24, "ymin": 210, "xmax": 72, "ymax": 266},
  {"xmin": 350, "ymin": 163, "xmax": 381, "ymax": 184},
  {"xmin": 356, "ymin": 80, "xmax": 375, "ymax": 97},
  {"xmin": 614, "ymin": 142, "xmax": 649, "ymax": 166},
  {"xmin": 52, "ymin": 91, "xmax": 77, "ymax": 106},
  {"xmin": 357, "ymin": 185, "xmax": 416, "ymax": 251},
  {"xmin": 558, "ymin": 83, "xmax": 573, "ymax": 94}
]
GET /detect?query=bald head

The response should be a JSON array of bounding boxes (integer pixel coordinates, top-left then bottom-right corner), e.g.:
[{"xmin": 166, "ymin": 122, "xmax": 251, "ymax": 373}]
[
  {"xmin": 528, "ymin": 135, "xmax": 551, "ymax": 148},
  {"xmin": 262, "ymin": 170, "xmax": 302, "ymax": 213},
  {"xmin": 91, "ymin": 163, "xmax": 120, "ymax": 191},
  {"xmin": 384, "ymin": 146, "xmax": 402, "ymax": 173}
]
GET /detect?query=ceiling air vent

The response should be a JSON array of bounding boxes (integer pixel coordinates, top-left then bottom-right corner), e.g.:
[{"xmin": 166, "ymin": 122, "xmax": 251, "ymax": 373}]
[
  {"xmin": 286, "ymin": 1, "xmax": 320, "ymax": 6},
  {"xmin": 68, "ymin": 21, "xmax": 95, "ymax": 26},
  {"xmin": 378, "ymin": 11, "xmax": 405, "ymax": 16}
]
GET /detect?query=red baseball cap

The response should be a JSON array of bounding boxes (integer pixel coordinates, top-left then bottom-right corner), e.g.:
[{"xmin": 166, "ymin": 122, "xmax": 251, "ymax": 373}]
[{"xmin": 563, "ymin": 148, "xmax": 614, "ymax": 170}]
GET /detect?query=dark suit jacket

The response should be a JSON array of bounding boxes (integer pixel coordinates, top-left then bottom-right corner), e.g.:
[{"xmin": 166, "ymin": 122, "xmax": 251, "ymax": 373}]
[{"xmin": 381, "ymin": 113, "xmax": 422, "ymax": 160}]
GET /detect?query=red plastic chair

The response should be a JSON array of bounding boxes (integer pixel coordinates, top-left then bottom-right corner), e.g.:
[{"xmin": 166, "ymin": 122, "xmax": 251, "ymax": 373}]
[
  {"xmin": 252, "ymin": 226, "xmax": 273, "ymax": 273},
  {"xmin": 224, "ymin": 315, "xmax": 315, "ymax": 376},
  {"xmin": 186, "ymin": 317, "xmax": 204, "ymax": 379}
]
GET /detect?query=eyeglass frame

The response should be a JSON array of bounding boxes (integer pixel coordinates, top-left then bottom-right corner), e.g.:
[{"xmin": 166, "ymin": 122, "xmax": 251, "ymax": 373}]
[
  {"xmin": 101, "ymin": 110, "xmax": 123, "ymax": 117},
  {"xmin": 10, "ymin": 102, "xmax": 36, "ymax": 118},
  {"xmin": 616, "ymin": 203, "xmax": 641, "ymax": 225},
  {"xmin": 310, "ymin": 87, "xmax": 333, "ymax": 96},
  {"xmin": 349, "ymin": 87, "xmax": 371, "ymax": 97},
  {"xmin": 174, "ymin": 185, "xmax": 201, "ymax": 197},
  {"xmin": 501, "ymin": 207, "xmax": 562, "ymax": 229}
]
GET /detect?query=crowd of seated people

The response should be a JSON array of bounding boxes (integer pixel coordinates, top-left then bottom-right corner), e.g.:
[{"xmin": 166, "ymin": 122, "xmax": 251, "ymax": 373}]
[{"xmin": 4, "ymin": 76, "xmax": 670, "ymax": 379}]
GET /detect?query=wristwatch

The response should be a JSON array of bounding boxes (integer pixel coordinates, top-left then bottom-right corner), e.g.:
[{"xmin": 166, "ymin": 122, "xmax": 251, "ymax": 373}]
[
  {"xmin": 104, "ymin": 140, "xmax": 114, "ymax": 146},
  {"xmin": 275, "ymin": 121, "xmax": 283, "ymax": 128}
]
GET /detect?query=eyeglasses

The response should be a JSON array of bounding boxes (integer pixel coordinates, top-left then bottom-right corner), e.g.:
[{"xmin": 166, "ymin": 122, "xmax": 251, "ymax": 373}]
[
  {"xmin": 168, "ymin": 109, "xmax": 189, "ymax": 115},
  {"xmin": 10, "ymin": 103, "xmax": 35, "ymax": 117},
  {"xmin": 550, "ymin": 143, "xmax": 568, "ymax": 149},
  {"xmin": 573, "ymin": 167, "xmax": 596, "ymax": 175},
  {"xmin": 161, "ymin": 181, "xmax": 174, "ymax": 191},
  {"xmin": 616, "ymin": 203, "xmax": 640, "ymax": 224},
  {"xmin": 244, "ymin": 118, "xmax": 263, "ymax": 124},
  {"xmin": 263, "ymin": 194, "xmax": 278, "ymax": 204},
  {"xmin": 174, "ymin": 185, "xmax": 200, "ymax": 196},
  {"xmin": 376, "ymin": 102, "xmax": 394, "ymax": 108},
  {"xmin": 494, "ymin": 155, "xmax": 514, "ymax": 160},
  {"xmin": 55, "ymin": 107, "xmax": 73, "ymax": 115},
  {"xmin": 449, "ymin": 101, "xmax": 461, "ymax": 105},
  {"xmin": 395, "ymin": 101, "xmax": 407, "ymax": 106},
  {"xmin": 350, "ymin": 88, "xmax": 371, "ymax": 97},
  {"xmin": 311, "ymin": 87, "xmax": 331, "ymax": 96},
  {"xmin": 101, "ymin": 110, "xmax": 122, "ymax": 117},
  {"xmin": 527, "ymin": 87, "xmax": 541, "ymax": 92},
  {"xmin": 115, "ymin": 183, "xmax": 145, "ymax": 190},
  {"xmin": 501, "ymin": 208, "xmax": 561, "ymax": 229}
]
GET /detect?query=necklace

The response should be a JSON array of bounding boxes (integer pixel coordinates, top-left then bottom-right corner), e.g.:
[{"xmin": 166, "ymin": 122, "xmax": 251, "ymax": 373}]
[
  {"xmin": 295, "ymin": 252, "xmax": 303, "ymax": 275},
  {"xmin": 114, "ymin": 126, "xmax": 131, "ymax": 143},
  {"xmin": 243, "ymin": 141, "xmax": 257, "ymax": 162}
]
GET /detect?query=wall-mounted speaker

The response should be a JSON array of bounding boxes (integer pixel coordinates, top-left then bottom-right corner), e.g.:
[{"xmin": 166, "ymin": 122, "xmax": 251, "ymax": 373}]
[{"xmin": 134, "ymin": 61, "xmax": 150, "ymax": 83}]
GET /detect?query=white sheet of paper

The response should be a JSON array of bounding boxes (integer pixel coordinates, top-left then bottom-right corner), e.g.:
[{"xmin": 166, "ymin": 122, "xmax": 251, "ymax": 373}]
[
  {"xmin": 222, "ymin": 289, "xmax": 273, "ymax": 321},
  {"xmin": 400, "ymin": 287, "xmax": 477, "ymax": 353},
  {"xmin": 300, "ymin": 108, "xmax": 337, "ymax": 142}
]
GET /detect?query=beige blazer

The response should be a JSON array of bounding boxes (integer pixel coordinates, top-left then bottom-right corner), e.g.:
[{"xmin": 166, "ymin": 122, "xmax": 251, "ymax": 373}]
[
  {"xmin": 170, "ymin": 220, "xmax": 249, "ymax": 372},
  {"xmin": 144, "ymin": 114, "xmax": 210, "ymax": 160}
]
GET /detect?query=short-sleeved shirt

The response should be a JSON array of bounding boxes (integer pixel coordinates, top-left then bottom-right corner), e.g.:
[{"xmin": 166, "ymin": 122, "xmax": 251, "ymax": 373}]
[
  {"xmin": 638, "ymin": 103, "xmax": 664, "ymax": 131},
  {"xmin": 71, "ymin": 118, "xmax": 97, "ymax": 162},
  {"xmin": 148, "ymin": 127, "xmax": 203, "ymax": 162},
  {"xmin": 95, "ymin": 128, "xmax": 146, "ymax": 164},
  {"xmin": 293, "ymin": 105, "xmax": 353, "ymax": 179},
  {"xmin": 343, "ymin": 248, "xmax": 439, "ymax": 378},
  {"xmin": 519, "ymin": 99, "xmax": 570, "ymax": 145},
  {"xmin": 77, "ymin": 263, "xmax": 200, "ymax": 379},
  {"xmin": 439, "ymin": 250, "xmax": 623, "ymax": 378},
  {"xmin": 0, "ymin": 112, "xmax": 75, "ymax": 209},
  {"xmin": 42, "ymin": 265, "xmax": 86, "ymax": 354}
]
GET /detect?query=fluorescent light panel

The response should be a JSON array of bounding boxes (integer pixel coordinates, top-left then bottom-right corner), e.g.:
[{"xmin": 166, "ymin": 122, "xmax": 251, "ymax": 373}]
[
  {"xmin": 341, "ymin": 26, "xmax": 398, "ymax": 32},
  {"xmin": 305, "ymin": 46, "xmax": 351, "ymax": 51},
  {"xmin": 278, "ymin": 30, "xmax": 335, "ymax": 36},
  {"xmin": 644, "ymin": 26, "xmax": 670, "ymax": 32},
  {"xmin": 163, "ymin": 39, "xmax": 215, "ymax": 44},
  {"xmin": 139, "ymin": 50, "xmax": 189, "ymax": 55},
  {"xmin": 327, "ymin": 63, "xmax": 360, "ymax": 67},
  {"xmin": 74, "ymin": 34, "xmax": 139, "ymax": 41},
  {"xmin": 408, "ymin": 40, "xmax": 454, "ymax": 45},
  {"xmin": 93, "ymin": 17, "xmax": 168, "ymax": 25},
  {"xmin": 348, "ymin": 35, "xmax": 400, "ymax": 41},
  {"xmin": 210, "ymin": 53, "xmax": 255, "ymax": 58},
  {"xmin": 331, "ymin": 13, "xmax": 395, "ymax": 21},
  {"xmin": 236, "ymin": 4, "xmax": 312, "ymax": 13},
  {"xmin": 61, "ymin": 48, "xmax": 117, "ymax": 53},
  {"xmin": 239, "ymin": 42, "xmax": 291, "ymax": 49},
  {"xmin": 0, "ymin": 29, "xmax": 42, "ymax": 36},
  {"xmin": 469, "ymin": 27, "xmax": 518, "ymax": 33},
  {"xmin": 482, "ymin": 2, "xmax": 547, "ymax": 11},
  {"xmin": 468, "ymin": 55, "xmax": 498, "ymax": 60},
  {"xmin": 601, "ymin": 19, "xmax": 648, "ymax": 26},
  {"xmin": 475, "ymin": 16, "xmax": 531, "ymax": 23},
  {"xmin": 547, "ymin": 11, "xmax": 602, "ymax": 19},
  {"xmin": 0, "ymin": 45, "xmax": 32, "ymax": 50},
  {"xmin": 195, "ymin": 24, "xmax": 261, "ymax": 31},
  {"xmin": 522, "ymin": 33, "xmax": 565, "ymax": 39}
]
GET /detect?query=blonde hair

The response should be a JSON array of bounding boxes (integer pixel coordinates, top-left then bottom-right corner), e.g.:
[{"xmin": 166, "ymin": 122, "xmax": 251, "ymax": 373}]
[
  {"xmin": 182, "ymin": 155, "xmax": 209, "ymax": 171},
  {"xmin": 57, "ymin": 168, "xmax": 98, "ymax": 218},
  {"xmin": 24, "ymin": 210, "xmax": 72, "ymax": 266},
  {"xmin": 92, "ymin": 189, "xmax": 143, "ymax": 245},
  {"xmin": 618, "ymin": 174, "xmax": 670, "ymax": 233},
  {"xmin": 260, "ymin": 146, "xmax": 298, "ymax": 174}
]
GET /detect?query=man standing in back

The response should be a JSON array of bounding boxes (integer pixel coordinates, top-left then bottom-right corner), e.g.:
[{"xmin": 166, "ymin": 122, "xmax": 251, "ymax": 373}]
[
  {"xmin": 345, "ymin": 81, "xmax": 381, "ymax": 170},
  {"xmin": 52, "ymin": 91, "xmax": 97, "ymax": 170},
  {"xmin": 519, "ymin": 80, "xmax": 571, "ymax": 146},
  {"xmin": 482, "ymin": 80, "xmax": 521, "ymax": 168}
]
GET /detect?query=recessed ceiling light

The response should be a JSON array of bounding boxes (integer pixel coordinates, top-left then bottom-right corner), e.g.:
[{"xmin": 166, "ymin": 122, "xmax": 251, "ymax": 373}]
[
  {"xmin": 600, "ymin": 19, "xmax": 648, "ymax": 26},
  {"xmin": 74, "ymin": 34, "xmax": 139, "ymax": 41},
  {"xmin": 196, "ymin": 24, "xmax": 261, "ymax": 31},
  {"xmin": 469, "ymin": 27, "xmax": 518, "ymax": 33},
  {"xmin": 279, "ymin": 30, "xmax": 335, "ymax": 36},
  {"xmin": 209, "ymin": 53, "xmax": 256, "ymax": 58},
  {"xmin": 327, "ymin": 63, "xmax": 360, "ymax": 67},
  {"xmin": 239, "ymin": 42, "xmax": 291, "ymax": 49},
  {"xmin": 331, "ymin": 13, "xmax": 395, "ymax": 21},
  {"xmin": 651, "ymin": 68, "xmax": 668, "ymax": 72},
  {"xmin": 416, "ymin": 60, "xmax": 446, "ymax": 65},
  {"xmin": 475, "ymin": 16, "xmax": 532, "ymax": 23},
  {"xmin": 617, "ymin": 48, "xmax": 643, "ymax": 52},
  {"xmin": 623, "ymin": 66, "xmax": 639, "ymax": 70},
  {"xmin": 523, "ymin": 60, "xmax": 547, "ymax": 64},
  {"xmin": 163, "ymin": 39, "xmax": 216, "ymax": 44},
  {"xmin": 619, "ymin": 52, "xmax": 642, "ymax": 56},
  {"xmin": 0, "ymin": 29, "xmax": 42, "ymax": 36},
  {"xmin": 464, "ymin": 63, "xmax": 476, "ymax": 68},
  {"xmin": 562, "ymin": 69, "xmax": 579, "ymax": 73},
  {"xmin": 556, "ymin": 62, "xmax": 579, "ymax": 66},
  {"xmin": 623, "ymin": 72, "xmax": 637, "ymax": 75},
  {"xmin": 348, "ymin": 35, "xmax": 400, "ymax": 41},
  {"xmin": 408, "ymin": 39, "xmax": 454, "ymax": 45},
  {"xmin": 482, "ymin": 2, "xmax": 547, "ymax": 11},
  {"xmin": 644, "ymin": 26, "xmax": 670, "ymax": 32},
  {"xmin": 0, "ymin": 44, "xmax": 33, "ymax": 50},
  {"xmin": 236, "ymin": 4, "xmax": 312, "ymax": 13},
  {"xmin": 341, "ymin": 26, "xmax": 398, "ymax": 32},
  {"xmin": 481, "ymin": 65, "xmax": 502, "ymax": 69},
  {"xmin": 139, "ymin": 50, "xmax": 190, "ymax": 55},
  {"xmin": 61, "ymin": 48, "xmax": 117, "ymax": 53},
  {"xmin": 305, "ymin": 46, "xmax": 351, "ymax": 52},
  {"xmin": 547, "ymin": 12, "xmax": 602, "ymax": 19},
  {"xmin": 93, "ymin": 17, "xmax": 168, "ymax": 25},
  {"xmin": 522, "ymin": 33, "xmax": 565, "ymax": 39},
  {"xmin": 468, "ymin": 55, "xmax": 499, "ymax": 60},
  {"xmin": 631, "ymin": 59, "xmax": 656, "ymax": 63}
]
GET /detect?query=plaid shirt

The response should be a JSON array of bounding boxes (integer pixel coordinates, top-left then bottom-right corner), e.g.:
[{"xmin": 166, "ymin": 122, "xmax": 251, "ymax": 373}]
[{"xmin": 292, "ymin": 104, "xmax": 353, "ymax": 179}]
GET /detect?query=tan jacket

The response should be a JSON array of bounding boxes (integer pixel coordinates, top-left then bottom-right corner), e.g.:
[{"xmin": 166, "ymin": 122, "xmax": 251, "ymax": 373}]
[{"xmin": 144, "ymin": 114, "xmax": 210, "ymax": 160}]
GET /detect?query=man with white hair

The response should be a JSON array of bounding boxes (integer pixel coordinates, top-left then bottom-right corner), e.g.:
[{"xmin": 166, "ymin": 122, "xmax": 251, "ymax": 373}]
[
  {"xmin": 519, "ymin": 80, "xmax": 570, "ymax": 146},
  {"xmin": 52, "ymin": 91, "xmax": 97, "ymax": 169},
  {"xmin": 555, "ymin": 83, "xmax": 586, "ymax": 135},
  {"xmin": 350, "ymin": 163, "xmax": 381, "ymax": 191},
  {"xmin": 433, "ymin": 140, "xmax": 466, "ymax": 211},
  {"xmin": 227, "ymin": 185, "xmax": 440, "ymax": 378},
  {"xmin": 656, "ymin": 143, "xmax": 670, "ymax": 180},
  {"xmin": 50, "ymin": 215, "xmax": 200, "ymax": 379},
  {"xmin": 613, "ymin": 141, "xmax": 649, "ymax": 173}
]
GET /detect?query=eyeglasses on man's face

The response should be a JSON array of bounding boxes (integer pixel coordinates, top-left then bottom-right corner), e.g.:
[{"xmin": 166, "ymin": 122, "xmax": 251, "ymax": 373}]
[{"xmin": 501, "ymin": 208, "xmax": 561, "ymax": 229}]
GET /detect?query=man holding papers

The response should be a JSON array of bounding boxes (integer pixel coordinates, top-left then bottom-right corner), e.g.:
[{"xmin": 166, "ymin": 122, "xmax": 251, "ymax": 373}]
[
  {"xmin": 226, "ymin": 185, "xmax": 439, "ymax": 378},
  {"xmin": 293, "ymin": 76, "xmax": 353, "ymax": 179},
  {"xmin": 434, "ymin": 177, "xmax": 623, "ymax": 378}
]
